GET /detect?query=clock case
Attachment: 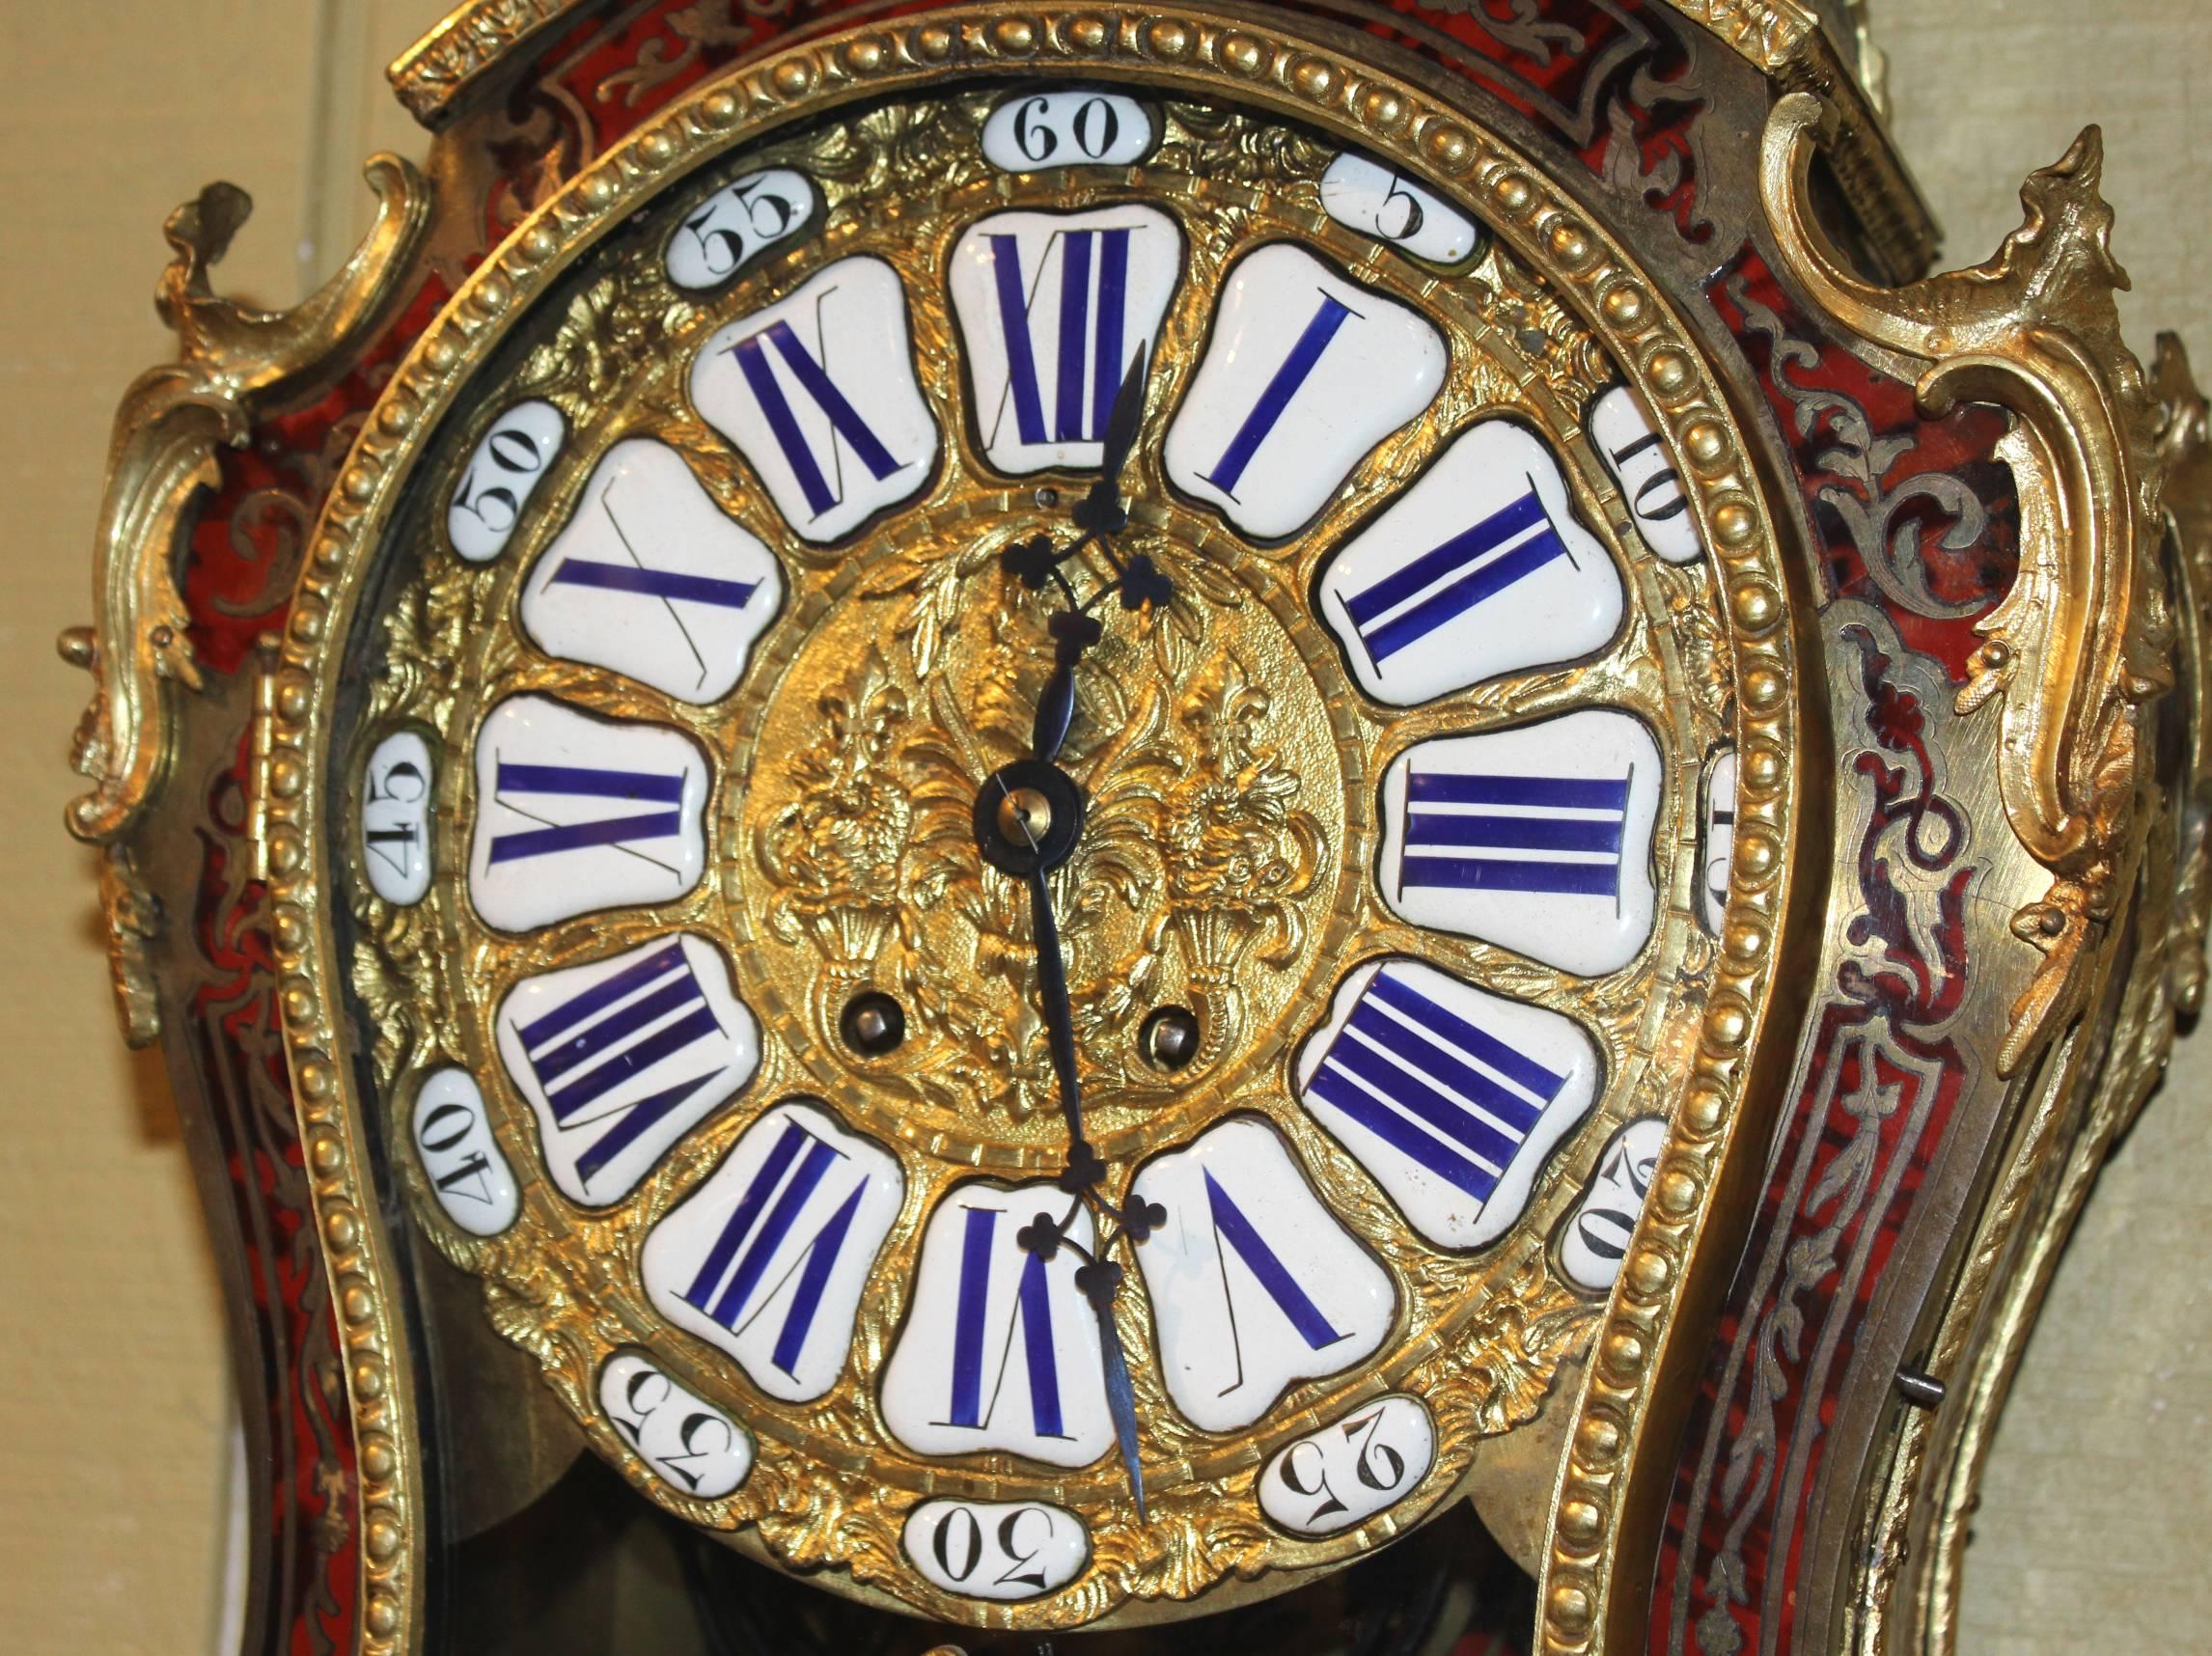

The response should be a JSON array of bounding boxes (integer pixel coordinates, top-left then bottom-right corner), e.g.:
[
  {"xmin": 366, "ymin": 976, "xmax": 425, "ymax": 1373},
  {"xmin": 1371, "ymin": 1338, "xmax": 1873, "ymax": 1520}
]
[{"xmin": 59, "ymin": 4, "xmax": 2209, "ymax": 1655}]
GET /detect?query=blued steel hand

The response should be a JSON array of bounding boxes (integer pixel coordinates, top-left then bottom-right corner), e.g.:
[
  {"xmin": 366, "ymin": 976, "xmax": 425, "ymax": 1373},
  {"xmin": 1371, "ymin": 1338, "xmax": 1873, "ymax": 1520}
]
[
  {"xmin": 997, "ymin": 347, "xmax": 1162, "ymax": 1516},
  {"xmin": 1014, "ymin": 345, "xmax": 1164, "ymax": 767},
  {"xmin": 1018, "ymin": 845, "xmax": 1091, "ymax": 1158},
  {"xmin": 1006, "ymin": 812, "xmax": 1146, "ymax": 1515},
  {"xmin": 1072, "ymin": 345, "xmax": 1149, "ymax": 537}
]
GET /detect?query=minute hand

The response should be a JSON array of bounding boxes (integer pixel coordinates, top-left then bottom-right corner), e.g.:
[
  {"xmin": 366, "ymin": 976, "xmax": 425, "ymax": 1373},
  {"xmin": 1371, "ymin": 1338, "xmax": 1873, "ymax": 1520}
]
[{"xmin": 1024, "ymin": 866, "xmax": 1089, "ymax": 1157}]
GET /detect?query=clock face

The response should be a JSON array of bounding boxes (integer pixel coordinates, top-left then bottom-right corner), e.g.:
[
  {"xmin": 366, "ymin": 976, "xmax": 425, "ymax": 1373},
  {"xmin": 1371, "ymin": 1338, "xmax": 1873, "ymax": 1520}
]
[{"xmin": 311, "ymin": 45, "xmax": 1778, "ymax": 1633}]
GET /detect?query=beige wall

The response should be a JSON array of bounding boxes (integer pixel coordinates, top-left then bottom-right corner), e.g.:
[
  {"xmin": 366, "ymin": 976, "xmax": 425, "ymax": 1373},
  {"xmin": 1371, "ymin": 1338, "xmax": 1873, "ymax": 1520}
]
[{"xmin": 0, "ymin": 6, "xmax": 2200, "ymax": 1653}]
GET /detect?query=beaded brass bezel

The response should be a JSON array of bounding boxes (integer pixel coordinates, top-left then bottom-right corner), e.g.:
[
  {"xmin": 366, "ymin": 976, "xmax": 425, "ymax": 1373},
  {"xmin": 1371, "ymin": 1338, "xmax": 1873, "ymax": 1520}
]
[{"xmin": 263, "ymin": 9, "xmax": 1804, "ymax": 1647}]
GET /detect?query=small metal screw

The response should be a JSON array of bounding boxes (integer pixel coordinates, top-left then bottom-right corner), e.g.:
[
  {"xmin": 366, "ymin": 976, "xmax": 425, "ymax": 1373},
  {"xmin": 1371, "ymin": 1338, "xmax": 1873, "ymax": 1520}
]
[
  {"xmin": 996, "ymin": 786, "xmax": 1055, "ymax": 847},
  {"xmin": 1034, "ymin": 486, "xmax": 1061, "ymax": 510},
  {"xmin": 1895, "ymin": 1366, "xmax": 1946, "ymax": 1410},
  {"xmin": 1139, "ymin": 1006, "xmax": 1201, "ymax": 1071},
  {"xmin": 840, "ymin": 991, "xmax": 905, "ymax": 1058}
]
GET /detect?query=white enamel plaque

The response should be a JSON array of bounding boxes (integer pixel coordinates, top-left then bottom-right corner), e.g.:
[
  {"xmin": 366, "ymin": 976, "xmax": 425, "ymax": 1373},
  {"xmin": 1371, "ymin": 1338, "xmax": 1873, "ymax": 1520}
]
[
  {"xmin": 1129, "ymin": 1118, "xmax": 1395, "ymax": 1433},
  {"xmin": 1559, "ymin": 1117, "xmax": 1667, "ymax": 1293},
  {"xmin": 520, "ymin": 439, "xmax": 782, "ymax": 704},
  {"xmin": 599, "ymin": 1352, "xmax": 753, "ymax": 1499},
  {"xmin": 494, "ymin": 933, "xmax": 756, "ymax": 1206},
  {"xmin": 1164, "ymin": 243, "xmax": 1446, "ymax": 540},
  {"xmin": 902, "ymin": 1498, "xmax": 1090, "ymax": 1602},
  {"xmin": 663, "ymin": 167, "xmax": 816, "ymax": 290},
  {"xmin": 1700, "ymin": 747, "xmax": 1738, "ymax": 935},
  {"xmin": 948, "ymin": 206, "xmax": 1183, "ymax": 475},
  {"xmin": 982, "ymin": 89, "xmax": 1154, "ymax": 172},
  {"xmin": 1590, "ymin": 384, "xmax": 1703, "ymax": 565},
  {"xmin": 642, "ymin": 1100, "xmax": 902, "ymax": 1402},
  {"xmin": 882, "ymin": 1180, "xmax": 1112, "ymax": 1468},
  {"xmin": 1258, "ymin": 1394, "xmax": 1435, "ymax": 1537},
  {"xmin": 1378, "ymin": 708, "xmax": 1662, "ymax": 976},
  {"xmin": 691, "ymin": 256, "xmax": 938, "ymax": 543},
  {"xmin": 360, "ymin": 730, "xmax": 433, "ymax": 905},
  {"xmin": 1319, "ymin": 152, "xmax": 1482, "ymax": 264},
  {"xmin": 467, "ymin": 695, "xmax": 709, "ymax": 932},
  {"xmin": 410, "ymin": 1068, "xmax": 518, "ymax": 1237},
  {"xmin": 448, "ymin": 399, "xmax": 565, "ymax": 563},
  {"xmin": 1317, "ymin": 418, "xmax": 1623, "ymax": 704},
  {"xmin": 1295, "ymin": 959, "xmax": 1600, "ymax": 1251}
]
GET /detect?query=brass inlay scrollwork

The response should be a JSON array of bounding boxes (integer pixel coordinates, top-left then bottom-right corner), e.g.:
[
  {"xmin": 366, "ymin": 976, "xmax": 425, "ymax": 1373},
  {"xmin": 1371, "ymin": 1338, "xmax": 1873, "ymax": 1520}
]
[
  {"xmin": 1762, "ymin": 93, "xmax": 2174, "ymax": 1075},
  {"xmin": 60, "ymin": 156, "xmax": 429, "ymax": 1044}
]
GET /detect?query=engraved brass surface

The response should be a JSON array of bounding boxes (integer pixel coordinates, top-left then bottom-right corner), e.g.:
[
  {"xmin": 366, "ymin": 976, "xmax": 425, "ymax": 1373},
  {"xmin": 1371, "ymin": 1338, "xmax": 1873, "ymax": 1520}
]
[
  {"xmin": 1864, "ymin": 334, "xmax": 2212, "ymax": 1656},
  {"xmin": 263, "ymin": 8, "xmax": 1804, "ymax": 1643},
  {"xmin": 61, "ymin": 156, "xmax": 430, "ymax": 1044},
  {"xmin": 1763, "ymin": 93, "xmax": 2174, "ymax": 1077}
]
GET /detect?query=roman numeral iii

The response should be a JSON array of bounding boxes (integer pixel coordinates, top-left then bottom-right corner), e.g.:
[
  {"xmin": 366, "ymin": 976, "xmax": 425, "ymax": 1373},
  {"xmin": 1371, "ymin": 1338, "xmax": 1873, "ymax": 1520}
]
[{"xmin": 1379, "ymin": 709, "xmax": 1663, "ymax": 977}]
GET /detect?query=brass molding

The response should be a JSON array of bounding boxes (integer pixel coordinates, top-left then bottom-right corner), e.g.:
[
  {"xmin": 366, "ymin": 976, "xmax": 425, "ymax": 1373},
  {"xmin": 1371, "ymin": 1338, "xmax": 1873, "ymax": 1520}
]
[
  {"xmin": 1888, "ymin": 340, "xmax": 2208, "ymax": 1645},
  {"xmin": 263, "ymin": 6, "xmax": 1804, "ymax": 1641},
  {"xmin": 59, "ymin": 155, "xmax": 430, "ymax": 1045},
  {"xmin": 1667, "ymin": 0, "xmax": 1822, "ymax": 70},
  {"xmin": 1762, "ymin": 91, "xmax": 2174, "ymax": 1077},
  {"xmin": 388, "ymin": 0, "xmax": 596, "ymax": 126},
  {"xmin": 2154, "ymin": 332, "xmax": 2212, "ymax": 1016}
]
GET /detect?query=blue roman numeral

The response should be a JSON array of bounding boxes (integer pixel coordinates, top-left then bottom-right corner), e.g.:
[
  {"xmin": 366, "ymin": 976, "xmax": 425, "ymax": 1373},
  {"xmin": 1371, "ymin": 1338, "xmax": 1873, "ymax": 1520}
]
[
  {"xmin": 548, "ymin": 560, "xmax": 759, "ymax": 611},
  {"xmin": 1341, "ymin": 482, "xmax": 1577, "ymax": 668},
  {"xmin": 486, "ymin": 760, "xmax": 687, "ymax": 869},
  {"xmin": 1202, "ymin": 1170, "xmax": 1345, "ymax": 1394},
  {"xmin": 1306, "ymin": 969, "xmax": 1565, "ymax": 1202},
  {"xmin": 1202, "ymin": 290, "xmax": 1360, "ymax": 499},
  {"xmin": 984, "ymin": 227, "xmax": 1132, "ymax": 449},
  {"xmin": 677, "ymin": 1118, "xmax": 864, "ymax": 1380},
  {"xmin": 1397, "ymin": 770, "xmax": 1631, "ymax": 899},
  {"xmin": 727, "ymin": 317, "xmax": 905, "ymax": 519},
  {"xmin": 942, "ymin": 1205, "xmax": 1065, "ymax": 1438},
  {"xmin": 510, "ymin": 941, "xmax": 727, "ymax": 1190}
]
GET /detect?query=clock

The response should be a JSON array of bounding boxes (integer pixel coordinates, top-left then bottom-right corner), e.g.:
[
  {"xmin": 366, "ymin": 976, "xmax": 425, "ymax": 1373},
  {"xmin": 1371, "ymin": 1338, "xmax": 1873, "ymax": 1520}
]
[
  {"xmin": 61, "ymin": 3, "xmax": 2210, "ymax": 1653},
  {"xmin": 323, "ymin": 43, "xmax": 1779, "ymax": 1626}
]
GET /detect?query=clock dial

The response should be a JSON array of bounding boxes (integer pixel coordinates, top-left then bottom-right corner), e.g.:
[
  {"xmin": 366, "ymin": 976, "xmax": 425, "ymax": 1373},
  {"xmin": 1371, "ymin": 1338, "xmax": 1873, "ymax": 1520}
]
[{"xmin": 308, "ymin": 59, "xmax": 1784, "ymax": 1633}]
